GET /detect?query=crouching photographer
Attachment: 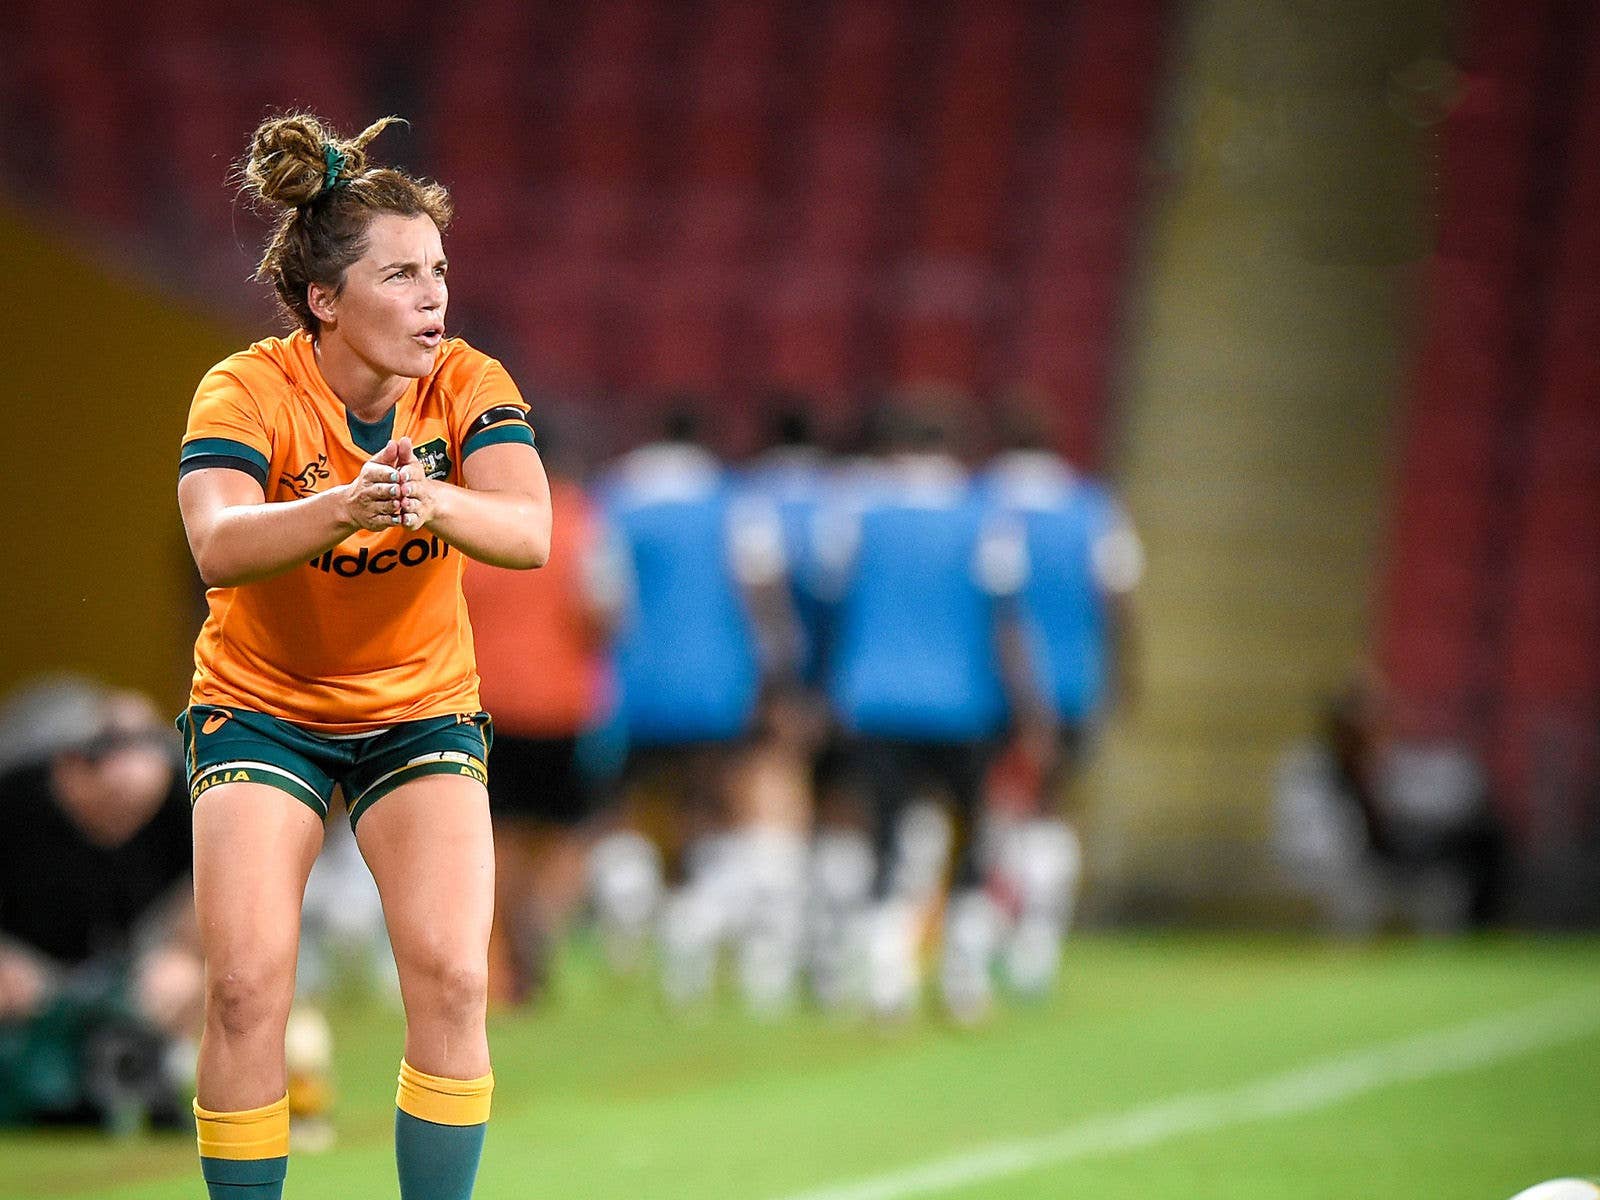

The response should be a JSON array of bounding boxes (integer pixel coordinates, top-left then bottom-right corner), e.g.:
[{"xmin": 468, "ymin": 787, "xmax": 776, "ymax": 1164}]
[{"xmin": 0, "ymin": 677, "xmax": 199, "ymax": 1131}]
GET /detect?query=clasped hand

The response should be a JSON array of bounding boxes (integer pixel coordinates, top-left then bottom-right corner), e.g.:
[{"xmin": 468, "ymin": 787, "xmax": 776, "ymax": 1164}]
[{"xmin": 346, "ymin": 437, "xmax": 440, "ymax": 532}]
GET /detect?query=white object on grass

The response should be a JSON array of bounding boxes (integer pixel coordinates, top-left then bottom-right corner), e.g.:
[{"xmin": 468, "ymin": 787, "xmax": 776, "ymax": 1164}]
[{"xmin": 1507, "ymin": 1183, "xmax": 1600, "ymax": 1200}]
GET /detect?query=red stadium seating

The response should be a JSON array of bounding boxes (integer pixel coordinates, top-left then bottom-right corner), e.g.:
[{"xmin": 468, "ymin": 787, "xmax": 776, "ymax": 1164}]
[
  {"xmin": 1379, "ymin": 0, "xmax": 1600, "ymax": 833},
  {"xmin": 1001, "ymin": 0, "xmax": 1165, "ymax": 467},
  {"xmin": 1, "ymin": 0, "xmax": 1173, "ymax": 450},
  {"xmin": 1377, "ymin": 0, "xmax": 1552, "ymax": 735}
]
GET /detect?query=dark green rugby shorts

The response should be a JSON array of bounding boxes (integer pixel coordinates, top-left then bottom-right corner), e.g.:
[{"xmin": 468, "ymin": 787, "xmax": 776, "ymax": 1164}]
[{"xmin": 177, "ymin": 705, "xmax": 493, "ymax": 829}]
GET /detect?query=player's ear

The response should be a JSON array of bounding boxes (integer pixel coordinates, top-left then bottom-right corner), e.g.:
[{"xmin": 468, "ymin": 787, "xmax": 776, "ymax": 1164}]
[{"xmin": 306, "ymin": 281, "xmax": 338, "ymax": 326}]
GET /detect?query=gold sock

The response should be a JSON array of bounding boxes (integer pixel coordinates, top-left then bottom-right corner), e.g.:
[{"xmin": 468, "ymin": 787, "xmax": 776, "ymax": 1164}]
[
  {"xmin": 194, "ymin": 1093, "xmax": 291, "ymax": 1160},
  {"xmin": 395, "ymin": 1059, "xmax": 494, "ymax": 1126}
]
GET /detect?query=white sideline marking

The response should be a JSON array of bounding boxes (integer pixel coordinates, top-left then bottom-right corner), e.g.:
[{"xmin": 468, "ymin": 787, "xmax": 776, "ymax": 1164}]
[{"xmin": 771, "ymin": 991, "xmax": 1600, "ymax": 1200}]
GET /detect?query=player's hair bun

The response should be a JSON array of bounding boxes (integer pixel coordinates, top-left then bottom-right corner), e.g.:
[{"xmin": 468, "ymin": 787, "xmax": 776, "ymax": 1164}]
[
  {"xmin": 242, "ymin": 112, "xmax": 404, "ymax": 209},
  {"xmin": 241, "ymin": 111, "xmax": 451, "ymax": 333}
]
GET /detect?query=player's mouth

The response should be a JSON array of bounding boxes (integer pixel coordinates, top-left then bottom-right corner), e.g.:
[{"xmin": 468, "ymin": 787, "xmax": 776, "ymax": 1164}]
[{"xmin": 412, "ymin": 326, "xmax": 443, "ymax": 348}]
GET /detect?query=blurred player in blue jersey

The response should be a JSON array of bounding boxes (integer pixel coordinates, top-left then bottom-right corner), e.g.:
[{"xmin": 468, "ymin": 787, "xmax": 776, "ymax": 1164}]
[
  {"xmin": 977, "ymin": 406, "xmax": 1142, "ymax": 999},
  {"xmin": 594, "ymin": 405, "xmax": 802, "ymax": 1010},
  {"xmin": 736, "ymin": 398, "xmax": 842, "ymax": 1012},
  {"xmin": 740, "ymin": 398, "xmax": 833, "ymax": 686},
  {"xmin": 818, "ymin": 399, "xmax": 1030, "ymax": 1023}
]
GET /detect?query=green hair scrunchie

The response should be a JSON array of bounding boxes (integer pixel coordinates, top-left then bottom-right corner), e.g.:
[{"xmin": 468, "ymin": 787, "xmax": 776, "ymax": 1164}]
[{"xmin": 318, "ymin": 144, "xmax": 350, "ymax": 197}]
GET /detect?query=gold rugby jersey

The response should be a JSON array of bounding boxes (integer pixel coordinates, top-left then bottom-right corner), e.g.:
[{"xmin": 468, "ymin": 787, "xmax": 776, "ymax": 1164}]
[{"xmin": 179, "ymin": 331, "xmax": 534, "ymax": 732}]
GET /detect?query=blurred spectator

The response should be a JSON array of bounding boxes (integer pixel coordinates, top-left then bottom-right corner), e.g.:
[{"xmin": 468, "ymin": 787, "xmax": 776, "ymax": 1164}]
[
  {"xmin": 816, "ymin": 399, "xmax": 1027, "ymax": 1023},
  {"xmin": 463, "ymin": 420, "xmax": 630, "ymax": 1006},
  {"xmin": 1274, "ymin": 675, "xmax": 1505, "ymax": 934},
  {"xmin": 1378, "ymin": 737, "xmax": 1505, "ymax": 927},
  {"xmin": 593, "ymin": 403, "xmax": 804, "ymax": 1011},
  {"xmin": 0, "ymin": 677, "xmax": 197, "ymax": 1129},
  {"xmin": 974, "ymin": 406, "xmax": 1143, "ymax": 998}
]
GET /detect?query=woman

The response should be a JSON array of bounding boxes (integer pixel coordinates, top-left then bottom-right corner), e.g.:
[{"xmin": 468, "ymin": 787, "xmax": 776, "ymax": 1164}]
[{"xmin": 176, "ymin": 112, "xmax": 549, "ymax": 1200}]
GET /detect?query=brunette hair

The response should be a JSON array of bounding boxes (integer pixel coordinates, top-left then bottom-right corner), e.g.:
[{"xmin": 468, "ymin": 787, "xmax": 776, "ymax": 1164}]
[{"xmin": 239, "ymin": 112, "xmax": 453, "ymax": 333}]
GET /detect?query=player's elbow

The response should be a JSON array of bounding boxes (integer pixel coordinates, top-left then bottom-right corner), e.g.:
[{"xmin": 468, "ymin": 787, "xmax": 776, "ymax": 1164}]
[
  {"xmin": 494, "ymin": 544, "xmax": 548, "ymax": 571},
  {"xmin": 190, "ymin": 538, "xmax": 234, "ymax": 589},
  {"xmin": 480, "ymin": 495, "xmax": 549, "ymax": 569},
  {"xmin": 195, "ymin": 555, "xmax": 248, "ymax": 589},
  {"xmin": 191, "ymin": 534, "xmax": 263, "ymax": 589},
  {"xmin": 487, "ymin": 525, "xmax": 550, "ymax": 571},
  {"xmin": 518, "ymin": 526, "xmax": 552, "ymax": 570},
  {"xmin": 521, "ymin": 500, "xmax": 553, "ymax": 569}
]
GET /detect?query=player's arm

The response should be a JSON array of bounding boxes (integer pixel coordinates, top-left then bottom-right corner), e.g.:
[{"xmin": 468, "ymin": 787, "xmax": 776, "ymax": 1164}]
[
  {"xmin": 730, "ymin": 495, "xmax": 802, "ymax": 684},
  {"xmin": 179, "ymin": 442, "xmax": 408, "ymax": 587},
  {"xmin": 978, "ymin": 515, "xmax": 1051, "ymax": 726},
  {"xmin": 405, "ymin": 439, "xmax": 551, "ymax": 569}
]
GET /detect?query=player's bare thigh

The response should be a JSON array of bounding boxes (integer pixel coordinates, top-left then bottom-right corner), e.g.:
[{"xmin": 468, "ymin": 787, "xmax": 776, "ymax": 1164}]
[
  {"xmin": 354, "ymin": 772, "xmax": 495, "ymax": 1076},
  {"xmin": 191, "ymin": 781, "xmax": 326, "ymax": 1108},
  {"xmin": 193, "ymin": 780, "xmax": 326, "ymax": 948}
]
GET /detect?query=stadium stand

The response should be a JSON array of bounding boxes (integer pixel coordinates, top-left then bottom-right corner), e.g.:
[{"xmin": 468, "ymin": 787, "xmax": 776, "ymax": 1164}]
[
  {"xmin": 0, "ymin": 0, "xmax": 1169, "ymax": 466},
  {"xmin": 1380, "ymin": 0, "xmax": 1600, "ymax": 837},
  {"xmin": 1495, "ymin": 12, "xmax": 1600, "ymax": 831},
  {"xmin": 1378, "ymin": 0, "xmax": 1550, "ymax": 742}
]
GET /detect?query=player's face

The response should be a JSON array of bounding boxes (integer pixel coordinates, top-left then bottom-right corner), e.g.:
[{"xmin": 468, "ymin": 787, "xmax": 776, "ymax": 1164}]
[{"xmin": 326, "ymin": 212, "xmax": 449, "ymax": 378}]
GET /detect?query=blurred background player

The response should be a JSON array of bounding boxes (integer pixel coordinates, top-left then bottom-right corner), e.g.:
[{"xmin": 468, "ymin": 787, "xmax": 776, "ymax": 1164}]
[
  {"xmin": 593, "ymin": 403, "xmax": 804, "ymax": 1012},
  {"xmin": 739, "ymin": 397, "xmax": 833, "ymax": 690},
  {"xmin": 976, "ymin": 400, "xmax": 1143, "ymax": 999},
  {"xmin": 736, "ymin": 398, "xmax": 841, "ymax": 1014},
  {"xmin": 463, "ymin": 416, "xmax": 629, "ymax": 1006},
  {"xmin": 794, "ymin": 397, "xmax": 903, "ymax": 1014},
  {"xmin": 0, "ymin": 677, "xmax": 198, "ymax": 1129},
  {"xmin": 817, "ymin": 398, "xmax": 1029, "ymax": 1023}
]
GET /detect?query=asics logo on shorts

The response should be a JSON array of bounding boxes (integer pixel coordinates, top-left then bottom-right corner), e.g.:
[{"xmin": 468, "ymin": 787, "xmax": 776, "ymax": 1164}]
[{"xmin": 201, "ymin": 709, "xmax": 234, "ymax": 735}]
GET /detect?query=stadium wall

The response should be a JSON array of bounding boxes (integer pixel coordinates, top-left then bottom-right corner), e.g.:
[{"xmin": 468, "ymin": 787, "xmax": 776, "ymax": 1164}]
[{"xmin": 2, "ymin": 206, "xmax": 236, "ymax": 707}]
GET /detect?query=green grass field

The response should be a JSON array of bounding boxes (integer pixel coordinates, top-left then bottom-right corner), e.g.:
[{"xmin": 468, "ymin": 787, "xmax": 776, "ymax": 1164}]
[{"xmin": 5, "ymin": 933, "xmax": 1598, "ymax": 1200}]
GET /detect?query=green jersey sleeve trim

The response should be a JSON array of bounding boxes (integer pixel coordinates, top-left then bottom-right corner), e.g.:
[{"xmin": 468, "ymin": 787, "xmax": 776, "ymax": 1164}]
[
  {"xmin": 179, "ymin": 438, "xmax": 270, "ymax": 488},
  {"xmin": 462, "ymin": 422, "xmax": 536, "ymax": 460}
]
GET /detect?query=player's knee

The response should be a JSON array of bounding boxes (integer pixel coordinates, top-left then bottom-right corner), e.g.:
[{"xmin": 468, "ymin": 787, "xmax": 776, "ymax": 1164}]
[
  {"xmin": 411, "ymin": 950, "xmax": 489, "ymax": 1025},
  {"xmin": 206, "ymin": 958, "xmax": 293, "ymax": 1039}
]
